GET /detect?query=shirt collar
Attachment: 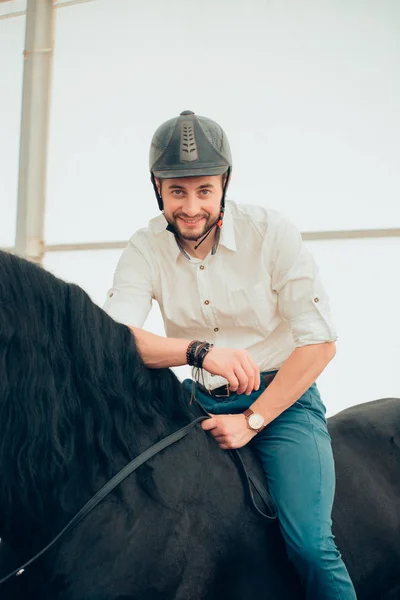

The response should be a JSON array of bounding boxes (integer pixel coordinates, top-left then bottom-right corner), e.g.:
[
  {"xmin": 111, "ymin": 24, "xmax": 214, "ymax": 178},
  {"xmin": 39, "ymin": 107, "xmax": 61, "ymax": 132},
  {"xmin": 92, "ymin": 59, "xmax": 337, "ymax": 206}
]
[{"xmin": 218, "ymin": 201, "xmax": 236, "ymax": 252}]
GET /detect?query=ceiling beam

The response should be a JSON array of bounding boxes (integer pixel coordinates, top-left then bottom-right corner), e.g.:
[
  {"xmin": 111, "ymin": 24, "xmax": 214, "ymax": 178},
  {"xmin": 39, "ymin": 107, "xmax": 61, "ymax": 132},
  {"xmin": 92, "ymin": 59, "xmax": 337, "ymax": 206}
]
[{"xmin": 2, "ymin": 228, "xmax": 400, "ymax": 256}]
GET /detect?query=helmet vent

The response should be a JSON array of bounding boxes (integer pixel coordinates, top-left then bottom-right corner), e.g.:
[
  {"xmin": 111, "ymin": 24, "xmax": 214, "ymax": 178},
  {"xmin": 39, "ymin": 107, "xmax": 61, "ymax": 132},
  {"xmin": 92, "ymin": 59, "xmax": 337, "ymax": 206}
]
[{"xmin": 180, "ymin": 121, "xmax": 198, "ymax": 162}]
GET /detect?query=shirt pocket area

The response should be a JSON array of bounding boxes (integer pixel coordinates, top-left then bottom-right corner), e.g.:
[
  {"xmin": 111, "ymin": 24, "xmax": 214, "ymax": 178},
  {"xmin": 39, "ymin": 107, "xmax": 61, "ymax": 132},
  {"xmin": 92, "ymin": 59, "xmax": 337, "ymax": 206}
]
[{"xmin": 216, "ymin": 280, "xmax": 276, "ymax": 331}]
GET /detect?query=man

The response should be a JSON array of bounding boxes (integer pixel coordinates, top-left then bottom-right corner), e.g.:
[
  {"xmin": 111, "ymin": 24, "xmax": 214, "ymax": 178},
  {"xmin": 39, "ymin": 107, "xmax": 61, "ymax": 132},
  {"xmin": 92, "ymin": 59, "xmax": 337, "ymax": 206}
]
[{"xmin": 104, "ymin": 110, "xmax": 356, "ymax": 599}]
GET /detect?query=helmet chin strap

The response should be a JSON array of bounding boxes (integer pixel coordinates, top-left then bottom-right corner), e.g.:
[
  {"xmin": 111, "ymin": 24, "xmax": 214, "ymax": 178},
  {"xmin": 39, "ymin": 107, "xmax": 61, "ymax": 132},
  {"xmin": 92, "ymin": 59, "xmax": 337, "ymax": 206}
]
[
  {"xmin": 193, "ymin": 207, "xmax": 224, "ymax": 250},
  {"xmin": 193, "ymin": 171, "xmax": 229, "ymax": 250}
]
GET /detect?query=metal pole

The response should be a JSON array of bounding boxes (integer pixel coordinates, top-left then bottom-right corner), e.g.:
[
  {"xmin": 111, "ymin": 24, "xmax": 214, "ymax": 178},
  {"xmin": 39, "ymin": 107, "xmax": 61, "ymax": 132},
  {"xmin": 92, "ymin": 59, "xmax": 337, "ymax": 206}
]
[{"xmin": 15, "ymin": 0, "xmax": 54, "ymax": 264}]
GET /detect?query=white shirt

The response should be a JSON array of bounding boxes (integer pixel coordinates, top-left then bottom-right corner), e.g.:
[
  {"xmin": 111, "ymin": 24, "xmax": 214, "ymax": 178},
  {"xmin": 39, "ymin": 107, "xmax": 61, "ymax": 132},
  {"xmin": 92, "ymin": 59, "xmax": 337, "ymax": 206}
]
[{"xmin": 104, "ymin": 200, "xmax": 337, "ymax": 390}]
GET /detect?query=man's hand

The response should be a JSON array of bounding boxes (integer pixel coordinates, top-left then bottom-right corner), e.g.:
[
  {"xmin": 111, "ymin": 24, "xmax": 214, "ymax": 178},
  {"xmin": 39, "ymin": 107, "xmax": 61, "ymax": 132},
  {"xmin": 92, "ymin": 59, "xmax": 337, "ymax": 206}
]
[
  {"xmin": 202, "ymin": 347, "xmax": 260, "ymax": 395},
  {"xmin": 201, "ymin": 413, "xmax": 257, "ymax": 450}
]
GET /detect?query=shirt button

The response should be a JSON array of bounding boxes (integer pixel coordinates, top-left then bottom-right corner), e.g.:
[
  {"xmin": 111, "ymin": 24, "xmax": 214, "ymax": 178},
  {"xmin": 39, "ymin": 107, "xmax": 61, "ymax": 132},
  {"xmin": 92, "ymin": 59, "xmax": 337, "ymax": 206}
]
[
  {"xmin": 199, "ymin": 265, "xmax": 205, "ymax": 270},
  {"xmin": 214, "ymin": 327, "xmax": 219, "ymax": 332},
  {"xmin": 204, "ymin": 300, "xmax": 210, "ymax": 305},
  {"xmin": 211, "ymin": 374, "xmax": 215, "ymax": 377},
  {"xmin": 109, "ymin": 292, "xmax": 114, "ymax": 297},
  {"xmin": 314, "ymin": 297, "xmax": 319, "ymax": 303}
]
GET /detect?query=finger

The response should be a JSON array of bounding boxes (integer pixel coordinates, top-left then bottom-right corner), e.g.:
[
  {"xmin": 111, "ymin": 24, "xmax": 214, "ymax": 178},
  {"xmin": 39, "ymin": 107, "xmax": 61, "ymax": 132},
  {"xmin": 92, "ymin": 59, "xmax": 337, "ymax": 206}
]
[
  {"xmin": 219, "ymin": 441, "xmax": 239, "ymax": 450},
  {"xmin": 201, "ymin": 418, "xmax": 219, "ymax": 431},
  {"xmin": 249, "ymin": 358, "xmax": 261, "ymax": 390},
  {"xmin": 225, "ymin": 372, "xmax": 239, "ymax": 393},
  {"xmin": 242, "ymin": 358, "xmax": 255, "ymax": 395},
  {"xmin": 214, "ymin": 435, "xmax": 228, "ymax": 443},
  {"xmin": 233, "ymin": 365, "xmax": 249, "ymax": 395}
]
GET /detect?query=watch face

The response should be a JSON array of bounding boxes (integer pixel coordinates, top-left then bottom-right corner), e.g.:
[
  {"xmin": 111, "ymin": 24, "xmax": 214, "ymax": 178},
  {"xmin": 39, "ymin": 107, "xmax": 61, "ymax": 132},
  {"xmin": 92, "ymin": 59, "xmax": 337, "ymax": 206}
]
[{"xmin": 248, "ymin": 413, "xmax": 264, "ymax": 430}]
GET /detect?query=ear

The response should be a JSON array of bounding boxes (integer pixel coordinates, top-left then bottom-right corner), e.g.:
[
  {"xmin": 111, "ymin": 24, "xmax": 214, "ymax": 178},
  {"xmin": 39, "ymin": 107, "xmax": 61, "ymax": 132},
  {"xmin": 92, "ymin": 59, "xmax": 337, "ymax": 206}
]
[{"xmin": 154, "ymin": 177, "xmax": 162, "ymax": 195}]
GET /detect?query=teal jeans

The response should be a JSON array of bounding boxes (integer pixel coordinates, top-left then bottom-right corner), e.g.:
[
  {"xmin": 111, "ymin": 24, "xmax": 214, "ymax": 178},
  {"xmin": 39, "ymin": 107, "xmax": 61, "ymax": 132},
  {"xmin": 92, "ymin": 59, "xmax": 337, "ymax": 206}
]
[{"xmin": 184, "ymin": 372, "xmax": 357, "ymax": 600}]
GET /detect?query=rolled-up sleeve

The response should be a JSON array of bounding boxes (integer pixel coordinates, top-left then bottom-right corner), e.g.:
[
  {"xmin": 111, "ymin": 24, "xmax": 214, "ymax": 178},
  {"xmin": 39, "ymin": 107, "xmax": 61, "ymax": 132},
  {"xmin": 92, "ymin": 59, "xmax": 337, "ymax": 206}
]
[
  {"xmin": 270, "ymin": 216, "xmax": 337, "ymax": 346},
  {"xmin": 103, "ymin": 234, "xmax": 154, "ymax": 328}
]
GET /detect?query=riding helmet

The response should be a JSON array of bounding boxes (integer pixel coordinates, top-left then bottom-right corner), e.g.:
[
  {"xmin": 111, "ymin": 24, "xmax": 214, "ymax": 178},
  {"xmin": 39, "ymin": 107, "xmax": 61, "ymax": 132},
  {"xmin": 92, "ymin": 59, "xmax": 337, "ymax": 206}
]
[{"xmin": 149, "ymin": 110, "xmax": 232, "ymax": 211}]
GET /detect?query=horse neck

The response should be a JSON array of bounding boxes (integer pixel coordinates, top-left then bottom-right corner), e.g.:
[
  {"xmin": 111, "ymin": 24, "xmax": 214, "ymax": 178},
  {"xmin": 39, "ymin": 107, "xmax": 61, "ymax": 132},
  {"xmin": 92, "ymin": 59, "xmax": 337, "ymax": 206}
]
[{"xmin": 0, "ymin": 364, "xmax": 196, "ymax": 550}]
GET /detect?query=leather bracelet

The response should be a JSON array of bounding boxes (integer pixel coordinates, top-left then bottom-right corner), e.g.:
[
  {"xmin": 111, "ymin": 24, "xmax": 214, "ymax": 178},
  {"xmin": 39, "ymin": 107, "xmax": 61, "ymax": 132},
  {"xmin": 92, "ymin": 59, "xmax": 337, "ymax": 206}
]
[
  {"xmin": 191, "ymin": 341, "xmax": 206, "ymax": 367},
  {"xmin": 190, "ymin": 341, "xmax": 203, "ymax": 366},
  {"xmin": 194, "ymin": 346, "xmax": 209, "ymax": 368},
  {"xmin": 187, "ymin": 340, "xmax": 203, "ymax": 366},
  {"xmin": 187, "ymin": 340, "xmax": 214, "ymax": 368},
  {"xmin": 193, "ymin": 342, "xmax": 214, "ymax": 368}
]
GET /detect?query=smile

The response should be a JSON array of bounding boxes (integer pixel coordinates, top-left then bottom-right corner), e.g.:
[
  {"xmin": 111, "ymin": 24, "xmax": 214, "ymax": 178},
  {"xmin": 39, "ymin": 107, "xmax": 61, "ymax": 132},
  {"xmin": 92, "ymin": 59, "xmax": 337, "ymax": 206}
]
[{"xmin": 179, "ymin": 217, "xmax": 204, "ymax": 225}]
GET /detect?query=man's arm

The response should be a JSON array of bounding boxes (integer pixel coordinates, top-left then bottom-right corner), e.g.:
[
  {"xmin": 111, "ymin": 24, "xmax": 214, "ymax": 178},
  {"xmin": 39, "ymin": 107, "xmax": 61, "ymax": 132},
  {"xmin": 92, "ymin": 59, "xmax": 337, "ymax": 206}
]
[
  {"xmin": 130, "ymin": 325, "xmax": 261, "ymax": 394},
  {"xmin": 254, "ymin": 213, "xmax": 337, "ymax": 419},
  {"xmin": 129, "ymin": 327, "xmax": 190, "ymax": 369},
  {"xmin": 250, "ymin": 341, "xmax": 336, "ymax": 422},
  {"xmin": 201, "ymin": 342, "xmax": 335, "ymax": 450},
  {"xmin": 103, "ymin": 235, "xmax": 154, "ymax": 327}
]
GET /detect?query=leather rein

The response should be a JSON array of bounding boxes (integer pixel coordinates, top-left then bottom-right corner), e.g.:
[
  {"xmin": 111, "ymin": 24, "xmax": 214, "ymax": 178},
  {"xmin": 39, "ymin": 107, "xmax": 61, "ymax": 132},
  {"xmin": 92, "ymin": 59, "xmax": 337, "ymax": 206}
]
[
  {"xmin": 0, "ymin": 414, "xmax": 276, "ymax": 586},
  {"xmin": 0, "ymin": 416, "xmax": 206, "ymax": 585}
]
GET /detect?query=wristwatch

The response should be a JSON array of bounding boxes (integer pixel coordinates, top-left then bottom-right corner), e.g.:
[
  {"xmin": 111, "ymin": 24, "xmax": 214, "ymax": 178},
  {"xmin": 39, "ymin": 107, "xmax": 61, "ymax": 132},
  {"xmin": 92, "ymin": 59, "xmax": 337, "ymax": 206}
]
[{"xmin": 243, "ymin": 408, "xmax": 265, "ymax": 433}]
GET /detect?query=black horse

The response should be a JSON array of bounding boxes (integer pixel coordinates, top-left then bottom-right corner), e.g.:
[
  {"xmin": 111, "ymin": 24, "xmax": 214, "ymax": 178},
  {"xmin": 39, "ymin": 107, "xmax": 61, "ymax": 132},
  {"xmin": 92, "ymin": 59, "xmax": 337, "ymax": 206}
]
[{"xmin": 0, "ymin": 249, "xmax": 398, "ymax": 600}]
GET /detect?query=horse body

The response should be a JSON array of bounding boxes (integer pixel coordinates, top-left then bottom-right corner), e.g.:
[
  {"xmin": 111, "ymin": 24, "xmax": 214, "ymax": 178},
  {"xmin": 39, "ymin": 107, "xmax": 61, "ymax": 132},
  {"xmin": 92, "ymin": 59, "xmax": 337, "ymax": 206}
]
[
  {"xmin": 0, "ymin": 250, "xmax": 398, "ymax": 599},
  {"xmin": 330, "ymin": 397, "xmax": 400, "ymax": 600},
  {"xmin": 0, "ymin": 410, "xmax": 303, "ymax": 600}
]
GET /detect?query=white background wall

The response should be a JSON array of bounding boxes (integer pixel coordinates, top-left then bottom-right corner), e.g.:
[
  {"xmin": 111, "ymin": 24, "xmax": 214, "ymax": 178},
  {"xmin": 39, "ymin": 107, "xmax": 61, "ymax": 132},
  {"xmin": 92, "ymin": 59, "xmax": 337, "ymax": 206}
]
[{"xmin": 1, "ymin": 0, "xmax": 399, "ymax": 415}]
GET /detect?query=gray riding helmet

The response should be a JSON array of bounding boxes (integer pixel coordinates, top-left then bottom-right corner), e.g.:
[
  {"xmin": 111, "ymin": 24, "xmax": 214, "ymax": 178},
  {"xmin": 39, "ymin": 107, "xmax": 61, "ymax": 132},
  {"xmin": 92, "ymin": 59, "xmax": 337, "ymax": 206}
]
[{"xmin": 149, "ymin": 110, "xmax": 232, "ymax": 210}]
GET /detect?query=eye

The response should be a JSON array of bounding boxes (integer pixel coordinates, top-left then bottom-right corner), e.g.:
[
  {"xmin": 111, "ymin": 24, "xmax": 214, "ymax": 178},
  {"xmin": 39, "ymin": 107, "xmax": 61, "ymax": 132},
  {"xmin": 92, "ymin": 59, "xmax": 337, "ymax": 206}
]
[
  {"xmin": 172, "ymin": 189, "xmax": 184, "ymax": 196},
  {"xmin": 199, "ymin": 189, "xmax": 211, "ymax": 196}
]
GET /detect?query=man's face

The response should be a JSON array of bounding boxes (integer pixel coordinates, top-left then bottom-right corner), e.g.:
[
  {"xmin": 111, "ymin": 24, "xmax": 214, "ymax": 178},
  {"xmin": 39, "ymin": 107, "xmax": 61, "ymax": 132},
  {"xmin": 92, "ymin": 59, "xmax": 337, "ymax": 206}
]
[{"xmin": 156, "ymin": 175, "xmax": 224, "ymax": 241}]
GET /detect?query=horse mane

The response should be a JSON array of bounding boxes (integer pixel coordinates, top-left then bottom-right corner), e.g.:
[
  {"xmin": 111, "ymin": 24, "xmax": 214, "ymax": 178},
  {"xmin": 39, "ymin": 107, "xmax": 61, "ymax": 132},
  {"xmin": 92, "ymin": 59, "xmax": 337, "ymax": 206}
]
[{"xmin": 0, "ymin": 250, "xmax": 193, "ymax": 530}]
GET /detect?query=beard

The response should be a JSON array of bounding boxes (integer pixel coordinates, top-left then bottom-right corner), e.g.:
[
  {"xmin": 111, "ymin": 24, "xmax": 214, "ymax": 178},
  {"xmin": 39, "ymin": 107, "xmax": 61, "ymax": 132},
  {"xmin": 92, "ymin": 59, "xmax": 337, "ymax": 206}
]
[{"xmin": 166, "ymin": 212, "xmax": 218, "ymax": 241}]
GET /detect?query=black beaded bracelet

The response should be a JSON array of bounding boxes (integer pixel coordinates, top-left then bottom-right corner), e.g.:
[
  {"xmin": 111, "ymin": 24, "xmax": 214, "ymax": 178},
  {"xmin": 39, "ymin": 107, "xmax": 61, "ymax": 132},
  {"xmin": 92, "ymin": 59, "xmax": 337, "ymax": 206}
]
[{"xmin": 186, "ymin": 340, "xmax": 197, "ymax": 365}]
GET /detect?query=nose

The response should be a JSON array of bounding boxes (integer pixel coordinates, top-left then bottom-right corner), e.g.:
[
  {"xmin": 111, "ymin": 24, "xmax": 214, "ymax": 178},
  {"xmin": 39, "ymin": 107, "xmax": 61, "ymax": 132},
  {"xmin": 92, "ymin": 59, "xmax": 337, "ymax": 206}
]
[{"xmin": 183, "ymin": 192, "xmax": 201, "ymax": 216}]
